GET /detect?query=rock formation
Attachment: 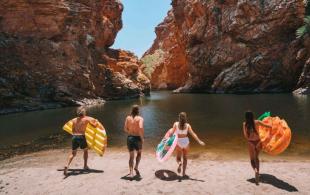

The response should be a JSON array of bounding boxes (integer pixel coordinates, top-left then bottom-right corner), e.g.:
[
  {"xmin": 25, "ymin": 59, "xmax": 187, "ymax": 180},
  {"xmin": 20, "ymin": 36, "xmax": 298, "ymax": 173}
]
[
  {"xmin": 294, "ymin": 35, "xmax": 310, "ymax": 94},
  {"xmin": 145, "ymin": 0, "xmax": 306, "ymax": 93},
  {"xmin": 0, "ymin": 0, "xmax": 150, "ymax": 114}
]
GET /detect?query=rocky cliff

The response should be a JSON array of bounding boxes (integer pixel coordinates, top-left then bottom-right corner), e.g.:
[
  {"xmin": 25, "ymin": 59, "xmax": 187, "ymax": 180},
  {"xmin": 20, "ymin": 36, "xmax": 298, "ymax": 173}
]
[
  {"xmin": 0, "ymin": 0, "xmax": 150, "ymax": 113},
  {"xmin": 294, "ymin": 36, "xmax": 310, "ymax": 95},
  {"xmin": 144, "ymin": 0, "xmax": 306, "ymax": 93}
]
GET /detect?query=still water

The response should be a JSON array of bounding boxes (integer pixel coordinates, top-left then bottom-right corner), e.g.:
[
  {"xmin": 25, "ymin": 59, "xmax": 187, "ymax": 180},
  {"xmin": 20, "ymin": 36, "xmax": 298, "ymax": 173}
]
[{"xmin": 0, "ymin": 91, "xmax": 309, "ymax": 160}]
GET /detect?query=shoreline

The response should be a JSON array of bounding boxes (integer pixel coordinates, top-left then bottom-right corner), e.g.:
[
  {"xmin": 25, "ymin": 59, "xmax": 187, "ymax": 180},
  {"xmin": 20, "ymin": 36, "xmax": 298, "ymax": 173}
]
[
  {"xmin": 2, "ymin": 148, "xmax": 310, "ymax": 164},
  {"xmin": 0, "ymin": 98, "xmax": 106, "ymax": 116},
  {"xmin": 1, "ymin": 133, "xmax": 309, "ymax": 162},
  {"xmin": 1, "ymin": 91, "xmax": 308, "ymax": 116},
  {"xmin": 0, "ymin": 149, "xmax": 309, "ymax": 194},
  {"xmin": 2, "ymin": 142, "xmax": 310, "ymax": 163}
]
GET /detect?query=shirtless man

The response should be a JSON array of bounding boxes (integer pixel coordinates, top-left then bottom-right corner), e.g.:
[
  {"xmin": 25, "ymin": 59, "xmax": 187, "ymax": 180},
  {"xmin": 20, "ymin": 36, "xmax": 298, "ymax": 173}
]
[
  {"xmin": 124, "ymin": 105, "xmax": 144, "ymax": 177},
  {"xmin": 64, "ymin": 107, "xmax": 98, "ymax": 176}
]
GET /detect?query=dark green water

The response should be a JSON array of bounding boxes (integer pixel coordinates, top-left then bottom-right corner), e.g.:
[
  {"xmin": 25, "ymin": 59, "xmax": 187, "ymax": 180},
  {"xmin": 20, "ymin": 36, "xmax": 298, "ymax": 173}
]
[{"xmin": 0, "ymin": 91, "xmax": 309, "ymax": 160}]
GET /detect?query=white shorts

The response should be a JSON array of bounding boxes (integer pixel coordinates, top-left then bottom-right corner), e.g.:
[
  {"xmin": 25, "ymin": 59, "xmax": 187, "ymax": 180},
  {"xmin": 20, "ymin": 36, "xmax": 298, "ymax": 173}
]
[{"xmin": 177, "ymin": 137, "xmax": 189, "ymax": 149}]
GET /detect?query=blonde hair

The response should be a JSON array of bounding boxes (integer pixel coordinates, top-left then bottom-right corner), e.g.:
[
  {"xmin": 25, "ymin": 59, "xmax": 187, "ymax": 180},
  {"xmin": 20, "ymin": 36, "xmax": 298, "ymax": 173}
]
[{"xmin": 76, "ymin": 107, "xmax": 86, "ymax": 117}]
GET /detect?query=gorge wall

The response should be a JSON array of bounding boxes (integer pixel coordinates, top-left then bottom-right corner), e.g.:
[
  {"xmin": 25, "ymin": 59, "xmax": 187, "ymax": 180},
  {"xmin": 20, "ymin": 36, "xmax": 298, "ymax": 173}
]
[
  {"xmin": 144, "ymin": 0, "xmax": 308, "ymax": 94},
  {"xmin": 0, "ymin": 0, "xmax": 150, "ymax": 113}
]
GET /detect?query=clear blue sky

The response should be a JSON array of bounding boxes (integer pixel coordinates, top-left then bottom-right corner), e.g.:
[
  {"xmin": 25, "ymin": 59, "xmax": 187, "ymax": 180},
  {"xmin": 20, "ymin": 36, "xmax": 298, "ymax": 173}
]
[{"xmin": 112, "ymin": 0, "xmax": 171, "ymax": 58}]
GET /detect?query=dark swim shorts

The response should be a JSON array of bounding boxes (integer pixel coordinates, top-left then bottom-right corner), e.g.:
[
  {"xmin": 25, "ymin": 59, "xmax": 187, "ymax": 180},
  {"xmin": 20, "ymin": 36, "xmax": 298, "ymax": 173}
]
[
  {"xmin": 127, "ymin": 136, "xmax": 142, "ymax": 151},
  {"xmin": 72, "ymin": 135, "xmax": 87, "ymax": 150}
]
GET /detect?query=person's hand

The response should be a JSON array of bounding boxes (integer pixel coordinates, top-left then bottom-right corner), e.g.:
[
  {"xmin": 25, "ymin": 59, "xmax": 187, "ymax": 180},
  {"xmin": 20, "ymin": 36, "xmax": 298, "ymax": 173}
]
[
  {"xmin": 199, "ymin": 140, "xmax": 205, "ymax": 146},
  {"xmin": 141, "ymin": 138, "xmax": 145, "ymax": 144}
]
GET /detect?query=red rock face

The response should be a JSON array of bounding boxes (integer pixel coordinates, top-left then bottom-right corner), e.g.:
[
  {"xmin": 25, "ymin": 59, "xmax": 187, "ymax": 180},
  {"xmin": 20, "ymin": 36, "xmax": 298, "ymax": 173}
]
[
  {"xmin": 146, "ymin": 0, "xmax": 306, "ymax": 93},
  {"xmin": 143, "ymin": 10, "xmax": 188, "ymax": 89},
  {"xmin": 0, "ymin": 0, "xmax": 150, "ymax": 113}
]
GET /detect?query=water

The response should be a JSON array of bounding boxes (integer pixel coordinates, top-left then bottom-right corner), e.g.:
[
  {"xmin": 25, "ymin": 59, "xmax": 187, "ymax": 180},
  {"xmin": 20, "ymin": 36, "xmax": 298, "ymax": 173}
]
[{"xmin": 0, "ymin": 91, "xmax": 309, "ymax": 160}]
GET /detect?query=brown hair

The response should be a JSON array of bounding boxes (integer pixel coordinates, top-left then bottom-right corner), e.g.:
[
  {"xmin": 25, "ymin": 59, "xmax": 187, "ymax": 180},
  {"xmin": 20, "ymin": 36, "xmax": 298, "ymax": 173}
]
[
  {"xmin": 178, "ymin": 112, "xmax": 187, "ymax": 129},
  {"xmin": 77, "ymin": 107, "xmax": 86, "ymax": 117},
  {"xmin": 131, "ymin": 105, "xmax": 139, "ymax": 117},
  {"xmin": 245, "ymin": 111, "xmax": 257, "ymax": 134}
]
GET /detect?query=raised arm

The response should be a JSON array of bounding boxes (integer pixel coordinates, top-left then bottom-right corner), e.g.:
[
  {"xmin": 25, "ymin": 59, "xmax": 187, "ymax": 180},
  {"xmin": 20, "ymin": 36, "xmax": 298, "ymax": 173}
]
[
  {"xmin": 188, "ymin": 124, "xmax": 205, "ymax": 146},
  {"xmin": 87, "ymin": 117, "xmax": 101, "ymax": 128},
  {"xmin": 243, "ymin": 122, "xmax": 249, "ymax": 140},
  {"xmin": 256, "ymin": 120, "xmax": 272, "ymax": 128}
]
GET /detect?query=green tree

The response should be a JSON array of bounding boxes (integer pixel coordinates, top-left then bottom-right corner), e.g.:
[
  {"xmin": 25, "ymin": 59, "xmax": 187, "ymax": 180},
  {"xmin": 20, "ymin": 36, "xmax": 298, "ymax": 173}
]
[
  {"xmin": 141, "ymin": 49, "xmax": 164, "ymax": 78},
  {"xmin": 296, "ymin": 16, "xmax": 310, "ymax": 38}
]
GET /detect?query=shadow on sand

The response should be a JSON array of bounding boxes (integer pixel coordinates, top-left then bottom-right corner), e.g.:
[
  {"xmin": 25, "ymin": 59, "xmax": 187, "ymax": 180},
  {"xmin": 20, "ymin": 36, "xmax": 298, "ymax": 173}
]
[
  {"xmin": 121, "ymin": 174, "xmax": 142, "ymax": 181},
  {"xmin": 155, "ymin": 169, "xmax": 205, "ymax": 182},
  {"xmin": 247, "ymin": 173, "xmax": 298, "ymax": 192},
  {"xmin": 57, "ymin": 168, "xmax": 104, "ymax": 179}
]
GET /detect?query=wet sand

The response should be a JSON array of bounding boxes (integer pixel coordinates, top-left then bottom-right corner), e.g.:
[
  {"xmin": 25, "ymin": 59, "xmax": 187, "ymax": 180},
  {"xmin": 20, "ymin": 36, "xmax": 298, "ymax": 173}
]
[{"xmin": 0, "ymin": 149, "xmax": 309, "ymax": 195}]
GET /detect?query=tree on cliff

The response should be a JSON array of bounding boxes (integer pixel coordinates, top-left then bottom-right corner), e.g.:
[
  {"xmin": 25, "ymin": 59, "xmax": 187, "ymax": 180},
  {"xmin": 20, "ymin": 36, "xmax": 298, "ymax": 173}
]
[{"xmin": 296, "ymin": 1, "xmax": 310, "ymax": 38}]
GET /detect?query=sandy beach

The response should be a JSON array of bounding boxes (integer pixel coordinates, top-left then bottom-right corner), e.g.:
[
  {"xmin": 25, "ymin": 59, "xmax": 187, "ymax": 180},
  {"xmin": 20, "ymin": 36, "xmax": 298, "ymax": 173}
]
[{"xmin": 0, "ymin": 149, "xmax": 309, "ymax": 195}]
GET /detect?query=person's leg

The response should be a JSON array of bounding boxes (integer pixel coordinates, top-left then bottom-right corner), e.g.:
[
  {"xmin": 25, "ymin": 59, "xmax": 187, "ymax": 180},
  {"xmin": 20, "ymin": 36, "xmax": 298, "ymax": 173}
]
[
  {"xmin": 134, "ymin": 137, "xmax": 142, "ymax": 175},
  {"xmin": 248, "ymin": 141, "xmax": 259, "ymax": 185},
  {"xmin": 254, "ymin": 150, "xmax": 259, "ymax": 185},
  {"xmin": 127, "ymin": 136, "xmax": 135, "ymax": 177},
  {"xmin": 255, "ymin": 156, "xmax": 260, "ymax": 173},
  {"xmin": 175, "ymin": 146, "xmax": 182, "ymax": 173},
  {"xmin": 254, "ymin": 149, "xmax": 260, "ymax": 184},
  {"xmin": 64, "ymin": 150, "xmax": 77, "ymax": 175},
  {"xmin": 248, "ymin": 142, "xmax": 256, "ymax": 171},
  {"xmin": 182, "ymin": 147, "xmax": 189, "ymax": 177},
  {"xmin": 129, "ymin": 151, "xmax": 135, "ymax": 177},
  {"xmin": 255, "ymin": 141, "xmax": 261, "ymax": 173},
  {"xmin": 134, "ymin": 150, "xmax": 142, "ymax": 176},
  {"xmin": 78, "ymin": 136, "xmax": 89, "ymax": 169},
  {"xmin": 64, "ymin": 136, "xmax": 79, "ymax": 176},
  {"xmin": 254, "ymin": 141, "xmax": 261, "ymax": 184},
  {"xmin": 83, "ymin": 148, "xmax": 89, "ymax": 169}
]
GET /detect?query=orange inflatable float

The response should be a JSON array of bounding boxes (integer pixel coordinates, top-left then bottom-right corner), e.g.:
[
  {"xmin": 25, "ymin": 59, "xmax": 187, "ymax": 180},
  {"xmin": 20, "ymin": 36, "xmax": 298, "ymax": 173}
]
[{"xmin": 257, "ymin": 112, "xmax": 291, "ymax": 155}]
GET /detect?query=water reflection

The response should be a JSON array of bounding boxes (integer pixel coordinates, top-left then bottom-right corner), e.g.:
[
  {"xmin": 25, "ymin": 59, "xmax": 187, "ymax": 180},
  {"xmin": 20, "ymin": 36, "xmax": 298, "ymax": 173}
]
[{"xmin": 0, "ymin": 91, "xmax": 309, "ymax": 160}]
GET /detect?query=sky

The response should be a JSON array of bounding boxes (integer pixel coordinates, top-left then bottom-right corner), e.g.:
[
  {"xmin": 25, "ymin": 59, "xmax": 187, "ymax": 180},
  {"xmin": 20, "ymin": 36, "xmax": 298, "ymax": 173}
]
[{"xmin": 112, "ymin": 0, "xmax": 171, "ymax": 58}]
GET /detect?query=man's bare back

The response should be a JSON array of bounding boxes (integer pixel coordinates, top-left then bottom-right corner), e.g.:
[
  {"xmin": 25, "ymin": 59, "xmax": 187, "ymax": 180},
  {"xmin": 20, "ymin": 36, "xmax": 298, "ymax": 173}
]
[
  {"xmin": 124, "ymin": 116, "xmax": 144, "ymax": 137},
  {"xmin": 72, "ymin": 116, "xmax": 97, "ymax": 135}
]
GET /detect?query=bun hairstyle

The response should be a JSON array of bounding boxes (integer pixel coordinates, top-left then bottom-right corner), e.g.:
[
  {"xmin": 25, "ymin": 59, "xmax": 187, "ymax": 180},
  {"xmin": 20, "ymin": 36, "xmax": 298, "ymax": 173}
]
[
  {"xmin": 77, "ymin": 107, "xmax": 86, "ymax": 117},
  {"xmin": 131, "ymin": 105, "xmax": 139, "ymax": 117},
  {"xmin": 245, "ymin": 111, "xmax": 257, "ymax": 133},
  {"xmin": 179, "ymin": 112, "xmax": 187, "ymax": 129}
]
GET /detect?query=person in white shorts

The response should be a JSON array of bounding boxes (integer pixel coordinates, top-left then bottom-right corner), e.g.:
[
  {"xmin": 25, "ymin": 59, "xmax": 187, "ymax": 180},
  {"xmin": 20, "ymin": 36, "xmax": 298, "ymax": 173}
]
[{"xmin": 169, "ymin": 112, "xmax": 205, "ymax": 177}]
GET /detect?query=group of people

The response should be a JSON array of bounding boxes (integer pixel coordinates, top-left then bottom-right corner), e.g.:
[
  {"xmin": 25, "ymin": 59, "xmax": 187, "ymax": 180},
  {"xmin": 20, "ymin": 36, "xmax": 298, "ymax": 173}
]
[{"xmin": 64, "ymin": 105, "xmax": 271, "ymax": 185}]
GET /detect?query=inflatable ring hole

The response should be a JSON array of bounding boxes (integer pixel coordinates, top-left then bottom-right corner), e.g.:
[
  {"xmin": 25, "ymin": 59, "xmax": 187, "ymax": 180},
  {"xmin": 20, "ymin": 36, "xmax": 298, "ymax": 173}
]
[{"xmin": 155, "ymin": 170, "xmax": 178, "ymax": 181}]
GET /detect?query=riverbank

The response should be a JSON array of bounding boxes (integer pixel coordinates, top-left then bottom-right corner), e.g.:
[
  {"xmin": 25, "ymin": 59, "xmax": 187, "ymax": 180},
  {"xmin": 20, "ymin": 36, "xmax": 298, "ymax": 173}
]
[
  {"xmin": 0, "ymin": 149, "xmax": 309, "ymax": 195},
  {"xmin": 0, "ymin": 98, "xmax": 106, "ymax": 115}
]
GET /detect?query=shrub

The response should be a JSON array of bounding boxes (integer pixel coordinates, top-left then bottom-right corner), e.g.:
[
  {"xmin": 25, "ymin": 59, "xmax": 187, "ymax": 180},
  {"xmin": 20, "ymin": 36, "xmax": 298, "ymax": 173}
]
[
  {"xmin": 141, "ymin": 49, "xmax": 164, "ymax": 78},
  {"xmin": 305, "ymin": 0, "xmax": 310, "ymax": 15},
  {"xmin": 296, "ymin": 16, "xmax": 310, "ymax": 38}
]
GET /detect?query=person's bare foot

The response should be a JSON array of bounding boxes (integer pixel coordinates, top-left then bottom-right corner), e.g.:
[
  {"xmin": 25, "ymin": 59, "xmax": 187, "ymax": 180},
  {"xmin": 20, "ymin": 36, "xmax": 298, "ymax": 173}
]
[
  {"xmin": 134, "ymin": 168, "xmax": 140, "ymax": 176},
  {"xmin": 63, "ymin": 166, "xmax": 68, "ymax": 176},
  {"xmin": 182, "ymin": 174, "xmax": 189, "ymax": 179},
  {"xmin": 129, "ymin": 170, "xmax": 134, "ymax": 178},
  {"xmin": 255, "ymin": 171, "xmax": 259, "ymax": 185},
  {"xmin": 177, "ymin": 162, "xmax": 182, "ymax": 174}
]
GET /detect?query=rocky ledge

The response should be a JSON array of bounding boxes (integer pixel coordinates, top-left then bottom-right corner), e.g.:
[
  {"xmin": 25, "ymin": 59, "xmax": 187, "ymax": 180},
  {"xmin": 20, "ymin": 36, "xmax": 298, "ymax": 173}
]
[{"xmin": 0, "ymin": 0, "xmax": 150, "ymax": 114}]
